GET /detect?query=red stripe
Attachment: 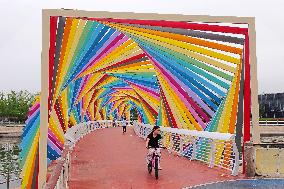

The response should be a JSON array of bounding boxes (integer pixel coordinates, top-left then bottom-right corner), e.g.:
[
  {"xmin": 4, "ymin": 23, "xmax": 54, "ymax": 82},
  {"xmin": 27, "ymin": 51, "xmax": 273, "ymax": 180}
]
[
  {"xmin": 49, "ymin": 16, "xmax": 58, "ymax": 113},
  {"xmin": 87, "ymin": 18, "xmax": 248, "ymax": 35},
  {"xmin": 54, "ymin": 101, "xmax": 65, "ymax": 132},
  {"xmin": 93, "ymin": 101, "xmax": 97, "ymax": 117},
  {"xmin": 243, "ymin": 34, "xmax": 251, "ymax": 142},
  {"xmin": 242, "ymin": 34, "xmax": 251, "ymax": 174},
  {"xmin": 58, "ymin": 98, "xmax": 66, "ymax": 133},
  {"xmin": 160, "ymin": 88, "xmax": 178, "ymax": 128}
]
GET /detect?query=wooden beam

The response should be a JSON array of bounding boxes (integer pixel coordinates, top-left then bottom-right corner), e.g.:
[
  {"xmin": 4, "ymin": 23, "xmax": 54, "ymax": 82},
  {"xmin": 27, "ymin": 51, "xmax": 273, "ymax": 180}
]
[{"xmin": 39, "ymin": 9, "xmax": 50, "ymax": 188}]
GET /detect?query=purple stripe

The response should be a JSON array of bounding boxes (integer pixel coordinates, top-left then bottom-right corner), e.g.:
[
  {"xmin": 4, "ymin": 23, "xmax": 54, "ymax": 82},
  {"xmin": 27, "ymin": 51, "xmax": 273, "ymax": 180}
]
[
  {"xmin": 48, "ymin": 129, "xmax": 63, "ymax": 150},
  {"xmin": 48, "ymin": 133, "xmax": 63, "ymax": 151},
  {"xmin": 28, "ymin": 103, "xmax": 40, "ymax": 117}
]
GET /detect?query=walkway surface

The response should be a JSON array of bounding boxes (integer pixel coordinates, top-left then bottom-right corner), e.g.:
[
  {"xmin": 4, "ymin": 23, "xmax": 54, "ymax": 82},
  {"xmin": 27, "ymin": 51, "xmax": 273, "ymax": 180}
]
[
  {"xmin": 69, "ymin": 127, "xmax": 243, "ymax": 189},
  {"xmin": 188, "ymin": 179, "xmax": 284, "ymax": 189}
]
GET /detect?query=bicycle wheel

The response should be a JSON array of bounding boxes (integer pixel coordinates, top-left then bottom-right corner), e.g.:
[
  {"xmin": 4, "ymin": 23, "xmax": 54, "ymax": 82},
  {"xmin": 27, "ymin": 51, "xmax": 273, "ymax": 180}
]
[
  {"xmin": 154, "ymin": 157, "xmax": 159, "ymax": 179},
  {"xmin": 148, "ymin": 162, "xmax": 152, "ymax": 174}
]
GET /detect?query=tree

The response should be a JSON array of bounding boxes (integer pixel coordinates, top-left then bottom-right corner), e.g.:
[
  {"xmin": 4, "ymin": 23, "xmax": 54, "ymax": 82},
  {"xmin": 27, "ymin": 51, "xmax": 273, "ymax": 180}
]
[
  {"xmin": 0, "ymin": 90, "xmax": 36, "ymax": 123},
  {"xmin": 0, "ymin": 144, "xmax": 20, "ymax": 189}
]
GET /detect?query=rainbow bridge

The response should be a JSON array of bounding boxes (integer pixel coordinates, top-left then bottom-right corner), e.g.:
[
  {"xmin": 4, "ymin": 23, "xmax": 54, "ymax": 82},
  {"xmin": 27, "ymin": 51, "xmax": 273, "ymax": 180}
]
[{"xmin": 20, "ymin": 9, "xmax": 259, "ymax": 189}]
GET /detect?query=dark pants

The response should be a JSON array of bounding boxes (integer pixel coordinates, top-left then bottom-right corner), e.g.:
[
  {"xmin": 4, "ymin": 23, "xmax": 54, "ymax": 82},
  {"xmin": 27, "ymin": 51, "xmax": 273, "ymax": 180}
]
[{"xmin": 122, "ymin": 126, "xmax": 126, "ymax": 133}]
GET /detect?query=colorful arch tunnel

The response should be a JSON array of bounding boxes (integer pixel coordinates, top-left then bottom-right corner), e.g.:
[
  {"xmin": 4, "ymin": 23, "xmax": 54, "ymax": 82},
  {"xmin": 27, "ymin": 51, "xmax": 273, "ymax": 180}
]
[{"xmin": 20, "ymin": 11, "xmax": 255, "ymax": 189}]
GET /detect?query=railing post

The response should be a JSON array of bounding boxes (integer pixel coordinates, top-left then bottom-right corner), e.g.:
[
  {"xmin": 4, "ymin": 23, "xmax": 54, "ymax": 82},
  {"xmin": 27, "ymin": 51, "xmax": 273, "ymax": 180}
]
[
  {"xmin": 143, "ymin": 125, "xmax": 146, "ymax": 139},
  {"xmin": 179, "ymin": 134, "xmax": 184, "ymax": 156},
  {"xmin": 169, "ymin": 133, "xmax": 173, "ymax": 154},
  {"xmin": 209, "ymin": 139, "xmax": 216, "ymax": 168},
  {"xmin": 140, "ymin": 123, "xmax": 143, "ymax": 138},
  {"xmin": 232, "ymin": 140, "xmax": 240, "ymax": 176},
  {"xmin": 131, "ymin": 122, "xmax": 238, "ymax": 175},
  {"xmin": 191, "ymin": 137, "xmax": 196, "ymax": 160}
]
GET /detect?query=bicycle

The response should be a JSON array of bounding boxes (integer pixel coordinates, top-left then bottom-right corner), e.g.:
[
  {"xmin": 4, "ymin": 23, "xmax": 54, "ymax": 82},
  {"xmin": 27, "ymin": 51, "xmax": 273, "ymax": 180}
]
[{"xmin": 147, "ymin": 146, "xmax": 166, "ymax": 179}]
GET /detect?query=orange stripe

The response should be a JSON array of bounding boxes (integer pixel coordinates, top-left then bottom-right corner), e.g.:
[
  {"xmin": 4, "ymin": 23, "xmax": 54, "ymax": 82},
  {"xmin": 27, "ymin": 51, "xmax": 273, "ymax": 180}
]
[
  {"xmin": 228, "ymin": 62, "xmax": 242, "ymax": 133},
  {"xmin": 53, "ymin": 18, "xmax": 73, "ymax": 101},
  {"xmin": 26, "ymin": 142, "xmax": 38, "ymax": 188}
]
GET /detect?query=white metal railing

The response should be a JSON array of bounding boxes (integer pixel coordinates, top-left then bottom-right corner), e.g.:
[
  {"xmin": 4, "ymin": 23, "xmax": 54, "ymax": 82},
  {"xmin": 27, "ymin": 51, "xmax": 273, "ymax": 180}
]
[
  {"xmin": 64, "ymin": 120, "xmax": 132, "ymax": 147},
  {"xmin": 258, "ymin": 120, "xmax": 284, "ymax": 126},
  {"xmin": 48, "ymin": 120, "xmax": 239, "ymax": 189},
  {"xmin": 48, "ymin": 120, "xmax": 131, "ymax": 189},
  {"xmin": 133, "ymin": 121, "xmax": 239, "ymax": 176}
]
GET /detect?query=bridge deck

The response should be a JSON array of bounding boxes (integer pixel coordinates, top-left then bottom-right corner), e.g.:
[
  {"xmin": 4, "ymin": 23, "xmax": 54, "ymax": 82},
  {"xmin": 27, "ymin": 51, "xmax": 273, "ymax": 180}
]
[{"xmin": 69, "ymin": 127, "xmax": 243, "ymax": 189}]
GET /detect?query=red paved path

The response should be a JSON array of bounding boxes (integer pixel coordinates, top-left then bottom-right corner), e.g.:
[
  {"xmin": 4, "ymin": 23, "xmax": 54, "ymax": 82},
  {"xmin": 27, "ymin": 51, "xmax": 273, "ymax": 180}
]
[{"xmin": 69, "ymin": 127, "xmax": 243, "ymax": 189}]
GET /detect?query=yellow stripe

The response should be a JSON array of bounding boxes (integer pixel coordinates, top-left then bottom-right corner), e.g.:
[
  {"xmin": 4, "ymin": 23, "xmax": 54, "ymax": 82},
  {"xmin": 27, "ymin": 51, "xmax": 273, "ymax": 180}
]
[
  {"xmin": 49, "ymin": 110, "xmax": 64, "ymax": 143},
  {"xmin": 157, "ymin": 73, "xmax": 198, "ymax": 130},
  {"xmin": 57, "ymin": 19, "xmax": 83, "ymax": 95},
  {"xmin": 21, "ymin": 131, "xmax": 39, "ymax": 188},
  {"xmin": 60, "ymin": 89, "xmax": 68, "ymax": 132},
  {"xmin": 69, "ymin": 113, "xmax": 77, "ymax": 125}
]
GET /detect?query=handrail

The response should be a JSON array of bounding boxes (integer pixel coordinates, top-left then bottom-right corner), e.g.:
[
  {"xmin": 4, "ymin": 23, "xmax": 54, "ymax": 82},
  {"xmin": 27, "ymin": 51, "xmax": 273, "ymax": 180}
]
[
  {"xmin": 45, "ymin": 120, "xmax": 122, "ymax": 189},
  {"xmin": 46, "ymin": 120, "xmax": 240, "ymax": 189},
  {"xmin": 133, "ymin": 121, "xmax": 239, "ymax": 176}
]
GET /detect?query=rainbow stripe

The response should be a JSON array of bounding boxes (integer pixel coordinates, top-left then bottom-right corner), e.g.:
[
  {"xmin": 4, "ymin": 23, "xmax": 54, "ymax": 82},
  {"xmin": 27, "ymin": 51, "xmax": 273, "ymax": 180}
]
[{"xmin": 21, "ymin": 14, "xmax": 251, "ymax": 188}]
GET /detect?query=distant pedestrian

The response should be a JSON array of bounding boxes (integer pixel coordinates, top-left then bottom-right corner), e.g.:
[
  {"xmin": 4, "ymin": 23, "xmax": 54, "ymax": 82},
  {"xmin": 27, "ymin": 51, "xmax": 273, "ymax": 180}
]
[
  {"xmin": 122, "ymin": 116, "xmax": 127, "ymax": 133},
  {"xmin": 113, "ymin": 117, "xmax": 116, "ymax": 127}
]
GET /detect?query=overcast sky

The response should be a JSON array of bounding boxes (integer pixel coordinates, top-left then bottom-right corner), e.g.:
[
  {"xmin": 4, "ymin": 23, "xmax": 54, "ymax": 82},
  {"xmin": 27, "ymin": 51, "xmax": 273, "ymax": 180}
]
[{"xmin": 0, "ymin": 0, "xmax": 283, "ymax": 94}]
